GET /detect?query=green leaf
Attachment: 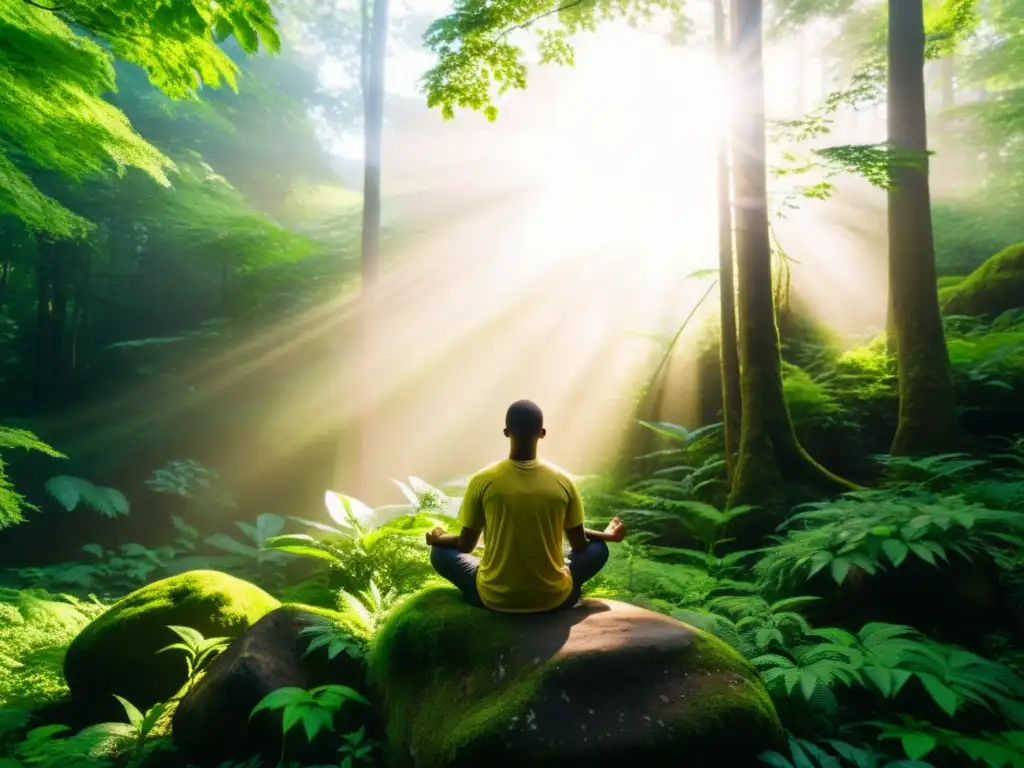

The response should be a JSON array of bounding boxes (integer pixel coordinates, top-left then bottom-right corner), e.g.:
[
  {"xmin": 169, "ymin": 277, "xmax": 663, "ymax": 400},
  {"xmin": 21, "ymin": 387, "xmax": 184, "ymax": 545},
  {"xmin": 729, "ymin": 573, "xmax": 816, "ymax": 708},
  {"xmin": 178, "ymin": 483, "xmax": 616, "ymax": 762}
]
[
  {"xmin": 916, "ymin": 673, "xmax": 959, "ymax": 716},
  {"xmin": 800, "ymin": 669, "xmax": 819, "ymax": 701},
  {"xmin": 900, "ymin": 733, "xmax": 937, "ymax": 760},
  {"xmin": 881, "ymin": 539, "xmax": 909, "ymax": 567},
  {"xmin": 758, "ymin": 752, "xmax": 795, "ymax": 768},
  {"xmin": 830, "ymin": 557, "xmax": 852, "ymax": 585},
  {"xmin": 113, "ymin": 695, "xmax": 145, "ymax": 731},
  {"xmin": 250, "ymin": 687, "xmax": 313, "ymax": 718},
  {"xmin": 908, "ymin": 543, "xmax": 937, "ymax": 566},
  {"xmin": 300, "ymin": 706, "xmax": 334, "ymax": 743},
  {"xmin": 263, "ymin": 536, "xmax": 339, "ymax": 563}
]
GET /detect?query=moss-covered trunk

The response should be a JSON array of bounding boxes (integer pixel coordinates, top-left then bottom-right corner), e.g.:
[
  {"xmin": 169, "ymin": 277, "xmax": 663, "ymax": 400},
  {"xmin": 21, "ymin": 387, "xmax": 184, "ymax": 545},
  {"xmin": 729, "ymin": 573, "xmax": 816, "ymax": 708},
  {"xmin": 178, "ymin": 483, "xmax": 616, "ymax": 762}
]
[
  {"xmin": 726, "ymin": 0, "xmax": 852, "ymax": 521},
  {"xmin": 714, "ymin": 0, "xmax": 741, "ymax": 480},
  {"xmin": 886, "ymin": 0, "xmax": 961, "ymax": 457}
]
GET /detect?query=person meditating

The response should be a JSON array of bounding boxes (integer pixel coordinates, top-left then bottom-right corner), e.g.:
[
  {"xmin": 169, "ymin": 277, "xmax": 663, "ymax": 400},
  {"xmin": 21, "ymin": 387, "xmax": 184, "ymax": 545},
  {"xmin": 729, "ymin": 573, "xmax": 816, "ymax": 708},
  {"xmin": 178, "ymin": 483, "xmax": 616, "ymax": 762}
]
[{"xmin": 425, "ymin": 400, "xmax": 626, "ymax": 613}]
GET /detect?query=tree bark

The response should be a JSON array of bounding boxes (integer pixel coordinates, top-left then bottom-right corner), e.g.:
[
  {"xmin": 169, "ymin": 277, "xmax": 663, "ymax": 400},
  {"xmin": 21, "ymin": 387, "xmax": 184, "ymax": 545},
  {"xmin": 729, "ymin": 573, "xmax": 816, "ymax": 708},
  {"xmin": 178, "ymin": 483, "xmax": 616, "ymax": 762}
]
[
  {"xmin": 354, "ymin": 0, "xmax": 389, "ymax": 500},
  {"xmin": 886, "ymin": 0, "xmax": 961, "ymax": 457},
  {"xmin": 726, "ymin": 0, "xmax": 853, "ymax": 519},
  {"xmin": 714, "ymin": 0, "xmax": 741, "ymax": 480}
]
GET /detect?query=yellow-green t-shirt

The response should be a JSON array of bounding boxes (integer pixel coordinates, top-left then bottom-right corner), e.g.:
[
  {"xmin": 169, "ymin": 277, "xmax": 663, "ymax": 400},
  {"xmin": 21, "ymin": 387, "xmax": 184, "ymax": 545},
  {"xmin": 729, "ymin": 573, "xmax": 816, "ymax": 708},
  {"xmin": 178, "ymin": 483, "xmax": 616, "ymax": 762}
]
[{"xmin": 457, "ymin": 459, "xmax": 585, "ymax": 613}]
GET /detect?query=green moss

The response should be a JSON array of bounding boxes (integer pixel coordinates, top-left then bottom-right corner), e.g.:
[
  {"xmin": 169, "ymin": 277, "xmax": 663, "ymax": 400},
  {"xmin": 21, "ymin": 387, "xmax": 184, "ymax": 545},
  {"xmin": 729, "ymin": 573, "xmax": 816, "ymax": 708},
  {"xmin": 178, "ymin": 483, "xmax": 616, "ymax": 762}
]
[
  {"xmin": 369, "ymin": 589, "xmax": 782, "ymax": 767},
  {"xmin": 937, "ymin": 275, "xmax": 967, "ymax": 290},
  {"xmin": 942, "ymin": 243, "xmax": 1024, "ymax": 317},
  {"xmin": 280, "ymin": 602, "xmax": 371, "ymax": 642},
  {"xmin": 782, "ymin": 363, "xmax": 847, "ymax": 428},
  {"xmin": 0, "ymin": 589, "xmax": 106, "ymax": 709},
  {"xmin": 63, "ymin": 570, "xmax": 279, "ymax": 714}
]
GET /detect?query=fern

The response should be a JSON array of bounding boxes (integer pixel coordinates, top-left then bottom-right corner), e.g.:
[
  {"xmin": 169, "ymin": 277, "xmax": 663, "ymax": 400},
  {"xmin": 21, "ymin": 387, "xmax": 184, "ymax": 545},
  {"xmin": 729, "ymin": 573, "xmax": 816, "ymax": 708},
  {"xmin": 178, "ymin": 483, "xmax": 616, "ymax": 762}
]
[
  {"xmin": 757, "ymin": 490, "xmax": 1024, "ymax": 592},
  {"xmin": 44, "ymin": 477, "xmax": 130, "ymax": 519},
  {"xmin": 0, "ymin": 426, "xmax": 64, "ymax": 529}
]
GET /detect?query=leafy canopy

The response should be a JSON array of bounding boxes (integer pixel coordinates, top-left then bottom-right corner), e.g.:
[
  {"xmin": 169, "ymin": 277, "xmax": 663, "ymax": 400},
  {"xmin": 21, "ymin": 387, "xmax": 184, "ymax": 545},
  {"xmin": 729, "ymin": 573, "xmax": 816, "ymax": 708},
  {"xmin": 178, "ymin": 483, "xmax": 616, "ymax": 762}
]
[
  {"xmin": 0, "ymin": 0, "xmax": 280, "ymax": 235},
  {"xmin": 421, "ymin": 0, "xmax": 686, "ymax": 120}
]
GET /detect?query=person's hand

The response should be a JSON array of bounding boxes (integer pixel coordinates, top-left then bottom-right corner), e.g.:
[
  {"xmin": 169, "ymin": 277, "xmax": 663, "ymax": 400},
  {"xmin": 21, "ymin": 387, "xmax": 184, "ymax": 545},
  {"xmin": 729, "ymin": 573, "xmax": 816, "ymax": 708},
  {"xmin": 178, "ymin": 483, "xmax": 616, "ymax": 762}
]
[
  {"xmin": 425, "ymin": 527, "xmax": 445, "ymax": 546},
  {"xmin": 604, "ymin": 516, "xmax": 626, "ymax": 543}
]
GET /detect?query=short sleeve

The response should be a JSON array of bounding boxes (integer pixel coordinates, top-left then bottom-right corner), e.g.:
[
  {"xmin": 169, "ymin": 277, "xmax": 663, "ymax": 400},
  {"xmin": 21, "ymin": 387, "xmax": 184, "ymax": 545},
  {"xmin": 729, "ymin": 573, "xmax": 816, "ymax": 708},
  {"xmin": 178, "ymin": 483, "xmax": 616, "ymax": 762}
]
[
  {"xmin": 564, "ymin": 477, "xmax": 584, "ymax": 529},
  {"xmin": 457, "ymin": 475, "xmax": 485, "ymax": 531}
]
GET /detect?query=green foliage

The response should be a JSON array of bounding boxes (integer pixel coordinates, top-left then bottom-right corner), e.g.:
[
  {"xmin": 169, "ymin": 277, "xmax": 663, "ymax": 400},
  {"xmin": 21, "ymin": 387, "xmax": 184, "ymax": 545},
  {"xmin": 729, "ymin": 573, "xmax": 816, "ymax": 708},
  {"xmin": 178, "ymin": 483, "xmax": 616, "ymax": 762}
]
[
  {"xmin": 0, "ymin": 589, "xmax": 106, "ymax": 709},
  {"xmin": 761, "ymin": 733, "xmax": 933, "ymax": 767},
  {"xmin": 156, "ymin": 625, "xmax": 230, "ymax": 695},
  {"xmin": 0, "ymin": 0, "xmax": 172, "ymax": 234},
  {"xmin": 299, "ymin": 615, "xmax": 367, "ymax": 663},
  {"xmin": 932, "ymin": 202, "xmax": 1022, "ymax": 277},
  {"xmin": 204, "ymin": 512, "xmax": 294, "ymax": 586},
  {"xmin": 873, "ymin": 718, "xmax": 1024, "ymax": 766},
  {"xmin": 756, "ymin": 488, "xmax": 1024, "ymax": 592},
  {"xmin": 250, "ymin": 684, "xmax": 369, "ymax": 748},
  {"xmin": 36, "ymin": 0, "xmax": 280, "ymax": 99},
  {"xmin": 421, "ymin": 0, "xmax": 686, "ymax": 120},
  {"xmin": 0, "ymin": 426, "xmax": 64, "ymax": 529},
  {"xmin": 14, "ymin": 542, "xmax": 179, "ymax": 594},
  {"xmin": 43, "ymin": 476, "xmax": 130, "ymax": 519}
]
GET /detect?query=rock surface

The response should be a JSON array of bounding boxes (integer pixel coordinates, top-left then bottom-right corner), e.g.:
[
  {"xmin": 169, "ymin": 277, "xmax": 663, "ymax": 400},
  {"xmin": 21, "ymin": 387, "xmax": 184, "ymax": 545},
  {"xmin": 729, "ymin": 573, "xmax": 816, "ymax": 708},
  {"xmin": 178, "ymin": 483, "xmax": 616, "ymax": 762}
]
[
  {"xmin": 942, "ymin": 242, "xmax": 1024, "ymax": 317},
  {"xmin": 172, "ymin": 604, "xmax": 370, "ymax": 767},
  {"xmin": 368, "ymin": 588, "xmax": 783, "ymax": 768},
  {"xmin": 63, "ymin": 570, "xmax": 279, "ymax": 718}
]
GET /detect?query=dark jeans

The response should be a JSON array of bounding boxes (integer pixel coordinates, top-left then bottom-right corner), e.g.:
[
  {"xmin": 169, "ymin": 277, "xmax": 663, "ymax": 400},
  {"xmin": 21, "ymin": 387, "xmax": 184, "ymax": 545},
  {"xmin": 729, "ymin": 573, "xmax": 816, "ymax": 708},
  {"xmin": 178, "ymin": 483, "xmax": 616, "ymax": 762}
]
[{"xmin": 429, "ymin": 540, "xmax": 610, "ymax": 611}]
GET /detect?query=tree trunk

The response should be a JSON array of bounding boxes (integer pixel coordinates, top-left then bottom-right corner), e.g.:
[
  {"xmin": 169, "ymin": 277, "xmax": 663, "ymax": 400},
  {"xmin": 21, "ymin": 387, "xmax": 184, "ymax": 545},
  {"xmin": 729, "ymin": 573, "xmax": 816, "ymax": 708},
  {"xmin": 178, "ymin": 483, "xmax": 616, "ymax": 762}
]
[
  {"xmin": 714, "ymin": 0, "xmax": 740, "ymax": 480},
  {"xmin": 354, "ymin": 0, "xmax": 389, "ymax": 500},
  {"xmin": 726, "ymin": 0, "xmax": 853, "ymax": 519},
  {"xmin": 886, "ymin": 0, "xmax": 961, "ymax": 457}
]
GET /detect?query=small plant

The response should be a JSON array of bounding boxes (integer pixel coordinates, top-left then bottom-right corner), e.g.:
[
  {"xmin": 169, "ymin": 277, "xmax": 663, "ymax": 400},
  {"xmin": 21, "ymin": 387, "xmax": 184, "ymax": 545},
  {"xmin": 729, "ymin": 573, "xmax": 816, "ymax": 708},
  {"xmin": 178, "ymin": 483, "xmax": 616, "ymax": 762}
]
[
  {"xmin": 299, "ymin": 616, "xmax": 367, "ymax": 662},
  {"xmin": 249, "ymin": 685, "xmax": 370, "ymax": 765},
  {"xmin": 146, "ymin": 459, "xmax": 237, "ymax": 510},
  {"xmin": 157, "ymin": 625, "xmax": 231, "ymax": 696},
  {"xmin": 336, "ymin": 726, "xmax": 380, "ymax": 768},
  {"xmin": 335, "ymin": 580, "xmax": 400, "ymax": 635},
  {"xmin": 204, "ymin": 513, "xmax": 294, "ymax": 586}
]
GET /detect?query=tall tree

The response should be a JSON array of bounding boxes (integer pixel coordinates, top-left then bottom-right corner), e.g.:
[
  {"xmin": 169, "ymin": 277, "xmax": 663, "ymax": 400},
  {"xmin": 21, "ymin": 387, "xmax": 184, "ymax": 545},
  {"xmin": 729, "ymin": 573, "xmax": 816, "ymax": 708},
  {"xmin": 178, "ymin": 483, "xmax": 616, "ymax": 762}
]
[
  {"xmin": 726, "ymin": 0, "xmax": 853, "ymax": 516},
  {"xmin": 714, "ymin": 0, "xmax": 741, "ymax": 479},
  {"xmin": 886, "ymin": 0, "xmax": 961, "ymax": 456},
  {"xmin": 356, "ymin": 0, "xmax": 390, "ymax": 498},
  {"xmin": 360, "ymin": 0, "xmax": 389, "ymax": 296}
]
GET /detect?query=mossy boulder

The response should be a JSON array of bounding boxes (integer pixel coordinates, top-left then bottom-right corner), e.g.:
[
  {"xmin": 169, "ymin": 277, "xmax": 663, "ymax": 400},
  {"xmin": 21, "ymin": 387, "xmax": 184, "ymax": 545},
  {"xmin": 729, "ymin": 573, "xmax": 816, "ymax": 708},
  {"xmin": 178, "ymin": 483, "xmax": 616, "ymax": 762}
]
[
  {"xmin": 63, "ymin": 570, "xmax": 279, "ymax": 717},
  {"xmin": 172, "ymin": 603, "xmax": 372, "ymax": 767},
  {"xmin": 941, "ymin": 243, "xmax": 1024, "ymax": 317},
  {"xmin": 368, "ymin": 589, "xmax": 782, "ymax": 768}
]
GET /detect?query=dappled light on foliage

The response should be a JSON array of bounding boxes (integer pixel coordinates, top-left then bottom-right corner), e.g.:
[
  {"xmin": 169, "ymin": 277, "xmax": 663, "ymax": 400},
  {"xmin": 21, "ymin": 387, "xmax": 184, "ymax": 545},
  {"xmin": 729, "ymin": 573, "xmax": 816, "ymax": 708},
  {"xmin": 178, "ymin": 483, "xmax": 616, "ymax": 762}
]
[{"xmin": 2, "ymin": 0, "xmax": 1024, "ymax": 767}]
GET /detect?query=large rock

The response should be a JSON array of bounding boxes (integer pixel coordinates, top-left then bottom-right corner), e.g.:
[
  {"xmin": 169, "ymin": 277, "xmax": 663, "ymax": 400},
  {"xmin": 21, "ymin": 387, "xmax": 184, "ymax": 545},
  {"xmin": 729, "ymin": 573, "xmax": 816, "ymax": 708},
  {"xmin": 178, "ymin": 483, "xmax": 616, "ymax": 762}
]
[
  {"xmin": 63, "ymin": 570, "xmax": 279, "ymax": 718},
  {"xmin": 942, "ymin": 243, "xmax": 1024, "ymax": 317},
  {"xmin": 171, "ymin": 604, "xmax": 371, "ymax": 767},
  {"xmin": 368, "ymin": 589, "xmax": 783, "ymax": 768}
]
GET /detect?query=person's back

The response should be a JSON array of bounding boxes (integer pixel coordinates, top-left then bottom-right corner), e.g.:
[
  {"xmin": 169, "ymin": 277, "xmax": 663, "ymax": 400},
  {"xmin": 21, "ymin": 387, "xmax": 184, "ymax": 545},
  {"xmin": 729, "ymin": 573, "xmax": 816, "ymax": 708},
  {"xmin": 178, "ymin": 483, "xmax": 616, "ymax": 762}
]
[
  {"xmin": 426, "ymin": 400, "xmax": 626, "ymax": 613},
  {"xmin": 460, "ymin": 458, "xmax": 580, "ymax": 612}
]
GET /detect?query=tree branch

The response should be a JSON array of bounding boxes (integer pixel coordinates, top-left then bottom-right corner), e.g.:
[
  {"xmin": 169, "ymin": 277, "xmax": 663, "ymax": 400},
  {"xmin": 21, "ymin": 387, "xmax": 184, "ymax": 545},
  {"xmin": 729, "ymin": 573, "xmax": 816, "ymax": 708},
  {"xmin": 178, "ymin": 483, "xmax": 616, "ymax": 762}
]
[
  {"xmin": 22, "ymin": 0, "xmax": 66, "ymax": 11},
  {"xmin": 495, "ymin": 0, "xmax": 585, "ymax": 42}
]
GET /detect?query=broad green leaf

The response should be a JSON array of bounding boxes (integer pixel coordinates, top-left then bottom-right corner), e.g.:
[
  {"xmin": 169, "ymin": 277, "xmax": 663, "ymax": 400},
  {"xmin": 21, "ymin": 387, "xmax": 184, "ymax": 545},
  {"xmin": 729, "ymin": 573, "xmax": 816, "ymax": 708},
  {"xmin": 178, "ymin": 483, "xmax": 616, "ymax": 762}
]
[
  {"xmin": 916, "ymin": 673, "xmax": 959, "ymax": 716},
  {"xmin": 881, "ymin": 538, "xmax": 909, "ymax": 567},
  {"xmin": 900, "ymin": 733, "xmax": 937, "ymax": 760},
  {"xmin": 831, "ymin": 557, "xmax": 852, "ymax": 585}
]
